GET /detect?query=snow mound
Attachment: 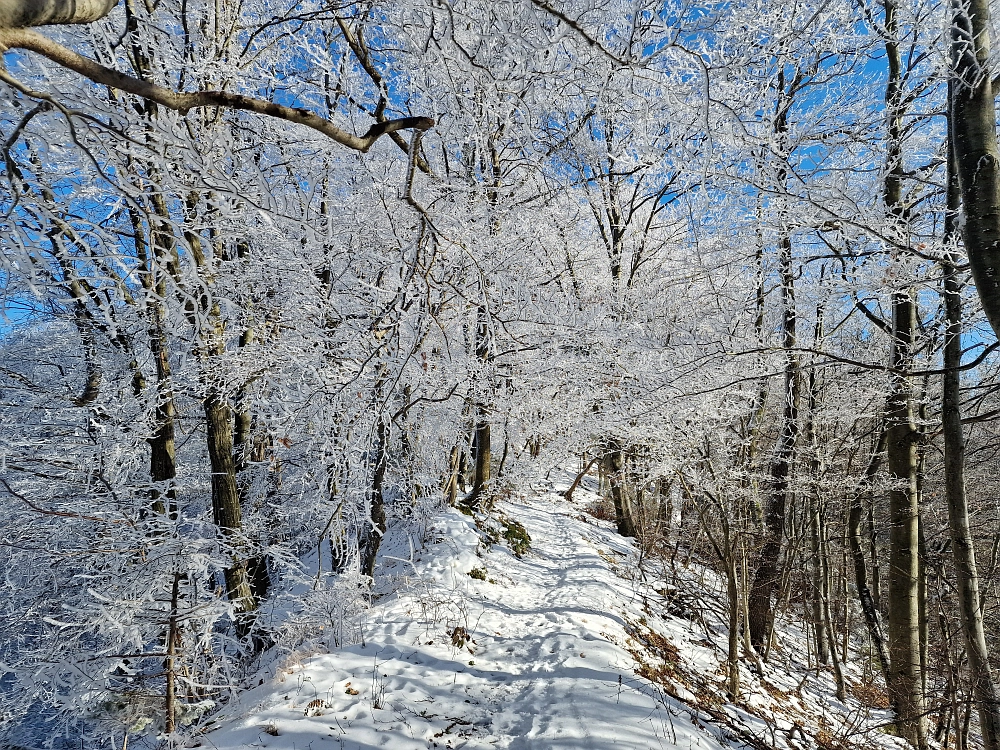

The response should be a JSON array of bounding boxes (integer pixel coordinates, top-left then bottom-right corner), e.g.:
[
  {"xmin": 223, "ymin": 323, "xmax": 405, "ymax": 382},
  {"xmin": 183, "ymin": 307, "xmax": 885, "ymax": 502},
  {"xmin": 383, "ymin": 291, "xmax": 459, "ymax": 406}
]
[{"xmin": 203, "ymin": 482, "xmax": 902, "ymax": 750}]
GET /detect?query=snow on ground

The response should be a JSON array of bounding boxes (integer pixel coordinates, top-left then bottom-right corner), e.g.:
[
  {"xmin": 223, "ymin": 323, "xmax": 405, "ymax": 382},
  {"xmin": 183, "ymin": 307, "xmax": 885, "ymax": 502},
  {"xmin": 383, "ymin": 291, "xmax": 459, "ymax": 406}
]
[{"xmin": 201, "ymin": 476, "xmax": 904, "ymax": 750}]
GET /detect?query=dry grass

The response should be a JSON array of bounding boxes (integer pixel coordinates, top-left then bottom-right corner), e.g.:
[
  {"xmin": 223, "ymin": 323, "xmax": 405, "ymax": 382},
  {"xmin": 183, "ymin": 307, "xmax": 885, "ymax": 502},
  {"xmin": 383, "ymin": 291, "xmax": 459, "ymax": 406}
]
[
  {"xmin": 584, "ymin": 496, "xmax": 617, "ymax": 521},
  {"xmin": 849, "ymin": 679, "xmax": 890, "ymax": 709}
]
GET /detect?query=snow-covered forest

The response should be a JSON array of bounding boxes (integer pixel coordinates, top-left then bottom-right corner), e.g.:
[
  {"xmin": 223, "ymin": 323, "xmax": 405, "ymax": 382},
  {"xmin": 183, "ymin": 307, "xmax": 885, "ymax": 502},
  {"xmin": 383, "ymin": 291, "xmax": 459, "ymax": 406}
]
[{"xmin": 3, "ymin": 0, "xmax": 1000, "ymax": 748}]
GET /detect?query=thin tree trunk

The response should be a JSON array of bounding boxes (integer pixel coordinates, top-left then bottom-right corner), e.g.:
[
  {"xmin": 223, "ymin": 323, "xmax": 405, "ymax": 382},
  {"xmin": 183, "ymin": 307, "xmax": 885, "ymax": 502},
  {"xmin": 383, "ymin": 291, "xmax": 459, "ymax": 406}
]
[
  {"xmin": 233, "ymin": 329, "xmax": 254, "ymax": 470},
  {"xmin": 726, "ymin": 549, "xmax": 741, "ymax": 698},
  {"xmin": 848, "ymin": 429, "xmax": 892, "ymax": 684},
  {"xmin": 870, "ymin": 497, "xmax": 883, "ymax": 612},
  {"xmin": 127, "ymin": 164, "xmax": 180, "ymax": 520},
  {"xmin": 445, "ymin": 446, "xmax": 459, "ymax": 506},
  {"xmin": 233, "ymin": 324, "xmax": 272, "ymax": 605},
  {"xmin": 805, "ymin": 305, "xmax": 827, "ymax": 666},
  {"xmin": 164, "ymin": 571, "xmax": 181, "ymax": 734},
  {"xmin": 360, "ymin": 415, "xmax": 389, "ymax": 578},
  {"xmin": 963, "ymin": 694, "xmax": 974, "ymax": 750},
  {"xmin": 471, "ymin": 419, "xmax": 491, "ymax": 503},
  {"xmin": 466, "ymin": 305, "xmax": 491, "ymax": 511},
  {"xmin": 684, "ymin": 476, "xmax": 740, "ymax": 697},
  {"xmin": 918, "ymin": 518, "xmax": 929, "ymax": 702},
  {"xmin": 819, "ymin": 510, "xmax": 847, "ymax": 701},
  {"xmin": 564, "ymin": 456, "xmax": 600, "ymax": 502},
  {"xmin": 811, "ymin": 501, "xmax": 829, "ymax": 666},
  {"xmin": 147, "ymin": 317, "xmax": 178, "ymax": 518},
  {"xmin": 938, "ymin": 600, "xmax": 963, "ymax": 749},
  {"xmin": 69, "ymin": 306, "xmax": 101, "ymax": 407}
]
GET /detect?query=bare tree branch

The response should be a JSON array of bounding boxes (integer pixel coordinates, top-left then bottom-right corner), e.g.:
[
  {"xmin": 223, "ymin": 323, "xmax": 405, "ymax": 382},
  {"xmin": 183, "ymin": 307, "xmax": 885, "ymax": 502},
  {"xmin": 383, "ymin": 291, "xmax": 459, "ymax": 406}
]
[
  {"xmin": 334, "ymin": 16, "xmax": 433, "ymax": 174},
  {"xmin": 527, "ymin": 0, "xmax": 630, "ymax": 66},
  {"xmin": 0, "ymin": 27, "xmax": 434, "ymax": 152}
]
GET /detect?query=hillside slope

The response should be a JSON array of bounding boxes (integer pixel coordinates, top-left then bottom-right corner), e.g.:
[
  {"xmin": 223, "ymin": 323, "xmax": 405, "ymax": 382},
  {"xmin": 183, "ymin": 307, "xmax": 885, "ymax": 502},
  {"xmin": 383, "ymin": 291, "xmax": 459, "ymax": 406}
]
[{"xmin": 204, "ymin": 480, "xmax": 905, "ymax": 750}]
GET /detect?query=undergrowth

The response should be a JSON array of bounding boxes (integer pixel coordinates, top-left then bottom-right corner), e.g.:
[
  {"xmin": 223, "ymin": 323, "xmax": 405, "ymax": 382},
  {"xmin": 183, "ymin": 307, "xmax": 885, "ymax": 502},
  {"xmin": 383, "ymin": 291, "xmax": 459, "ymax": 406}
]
[{"xmin": 473, "ymin": 511, "xmax": 532, "ymax": 558}]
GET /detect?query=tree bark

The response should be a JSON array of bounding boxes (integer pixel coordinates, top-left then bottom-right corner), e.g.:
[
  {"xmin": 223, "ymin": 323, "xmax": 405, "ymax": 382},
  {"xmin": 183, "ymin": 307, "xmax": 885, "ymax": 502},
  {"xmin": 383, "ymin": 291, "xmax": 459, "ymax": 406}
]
[
  {"xmin": 164, "ymin": 570, "xmax": 181, "ymax": 735},
  {"xmin": 805, "ymin": 306, "xmax": 827, "ymax": 666},
  {"xmin": 883, "ymin": 3, "xmax": 926, "ymax": 742},
  {"xmin": 603, "ymin": 439, "xmax": 636, "ymax": 538},
  {"xmin": 748, "ymin": 233, "xmax": 799, "ymax": 652},
  {"xmin": 942, "ymin": 89, "xmax": 1000, "ymax": 750},
  {"xmin": 470, "ymin": 420, "xmax": 491, "ymax": 503},
  {"xmin": 444, "ymin": 446, "xmax": 459, "ymax": 506},
  {"xmin": 466, "ymin": 304, "xmax": 491, "ymax": 511},
  {"xmin": 725, "ymin": 548, "xmax": 741, "ymax": 698},
  {"xmin": 818, "ymin": 509, "xmax": 847, "ymax": 701},
  {"xmin": 0, "ymin": 0, "xmax": 116, "ymax": 28},
  {"xmin": 564, "ymin": 456, "xmax": 600, "ymax": 503},
  {"xmin": 848, "ymin": 429, "xmax": 892, "ymax": 685},
  {"xmin": 147, "ymin": 319, "xmax": 178, "ymax": 518},
  {"xmin": 204, "ymin": 389, "xmax": 256, "ymax": 613},
  {"xmin": 360, "ymin": 415, "xmax": 389, "ymax": 578},
  {"xmin": 950, "ymin": 0, "xmax": 1000, "ymax": 339},
  {"xmin": 885, "ymin": 288, "xmax": 926, "ymax": 750},
  {"xmin": 129, "ymin": 205, "xmax": 179, "ymax": 518},
  {"xmin": 810, "ymin": 500, "xmax": 829, "ymax": 666}
]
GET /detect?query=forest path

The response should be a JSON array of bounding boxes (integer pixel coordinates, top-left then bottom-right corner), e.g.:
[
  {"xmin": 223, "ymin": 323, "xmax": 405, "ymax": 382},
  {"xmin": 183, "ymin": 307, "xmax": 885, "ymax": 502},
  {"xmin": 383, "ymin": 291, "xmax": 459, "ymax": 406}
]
[{"xmin": 207, "ymin": 483, "xmax": 699, "ymax": 750}]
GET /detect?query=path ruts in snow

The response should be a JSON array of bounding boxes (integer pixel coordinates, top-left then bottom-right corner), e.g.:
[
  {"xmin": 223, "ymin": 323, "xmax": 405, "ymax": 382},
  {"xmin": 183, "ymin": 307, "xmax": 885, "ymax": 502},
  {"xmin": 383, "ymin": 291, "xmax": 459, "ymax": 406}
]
[
  {"xmin": 206, "ymin": 481, "xmax": 902, "ymax": 750},
  {"xmin": 207, "ymin": 487, "xmax": 691, "ymax": 749}
]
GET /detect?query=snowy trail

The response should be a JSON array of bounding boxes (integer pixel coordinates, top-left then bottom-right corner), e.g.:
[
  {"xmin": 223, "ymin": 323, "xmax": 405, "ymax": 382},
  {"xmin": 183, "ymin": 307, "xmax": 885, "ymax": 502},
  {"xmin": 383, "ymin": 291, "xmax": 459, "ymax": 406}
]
[
  {"xmin": 205, "ymin": 489, "xmax": 694, "ymax": 750},
  {"xmin": 204, "ymin": 481, "xmax": 906, "ymax": 750}
]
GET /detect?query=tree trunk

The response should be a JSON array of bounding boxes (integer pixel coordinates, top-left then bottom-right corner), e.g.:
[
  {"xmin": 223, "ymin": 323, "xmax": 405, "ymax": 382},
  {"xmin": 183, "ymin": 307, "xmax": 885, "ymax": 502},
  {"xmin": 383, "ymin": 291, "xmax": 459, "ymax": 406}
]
[
  {"xmin": 603, "ymin": 440, "xmax": 636, "ymax": 538},
  {"xmin": 848, "ymin": 429, "xmax": 892, "ymax": 684},
  {"xmin": 164, "ymin": 571, "xmax": 181, "ymax": 735},
  {"xmin": 811, "ymin": 501, "xmax": 829, "ymax": 666},
  {"xmin": 126, "ymin": 204, "xmax": 180, "ymax": 519},
  {"xmin": 748, "ymin": 233, "xmax": 798, "ymax": 652},
  {"xmin": 941, "ymin": 91, "xmax": 1000, "ymax": 749},
  {"xmin": 470, "ymin": 420, "xmax": 491, "ymax": 503},
  {"xmin": 564, "ymin": 456, "xmax": 600, "ymax": 503},
  {"xmin": 726, "ymin": 550, "xmax": 741, "ymax": 698},
  {"xmin": 147, "ymin": 319, "xmax": 178, "ymax": 518},
  {"xmin": 885, "ymin": 288, "xmax": 926, "ymax": 750},
  {"xmin": 204, "ymin": 389, "xmax": 256, "ymax": 613},
  {"xmin": 233, "ymin": 325, "xmax": 273, "ymax": 604},
  {"xmin": 466, "ymin": 304, "xmax": 491, "ymax": 510},
  {"xmin": 819, "ymin": 510, "xmax": 847, "ymax": 700},
  {"xmin": 360, "ymin": 415, "xmax": 389, "ymax": 578},
  {"xmin": 882, "ymin": 3, "xmax": 926, "ymax": 741},
  {"xmin": 918, "ymin": 518, "xmax": 929, "ymax": 703},
  {"xmin": 950, "ymin": 0, "xmax": 1000, "ymax": 339},
  {"xmin": 805, "ymin": 307, "xmax": 828, "ymax": 667},
  {"xmin": 234, "ymin": 327, "xmax": 255, "ymax": 473},
  {"xmin": 445, "ymin": 446, "xmax": 459, "ymax": 506}
]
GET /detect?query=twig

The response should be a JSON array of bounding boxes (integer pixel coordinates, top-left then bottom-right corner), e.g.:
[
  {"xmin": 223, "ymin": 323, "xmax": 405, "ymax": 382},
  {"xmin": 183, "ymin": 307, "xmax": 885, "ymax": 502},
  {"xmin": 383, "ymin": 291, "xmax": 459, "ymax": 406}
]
[
  {"xmin": 391, "ymin": 382, "xmax": 459, "ymax": 422},
  {"xmin": 0, "ymin": 475, "xmax": 133, "ymax": 525}
]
